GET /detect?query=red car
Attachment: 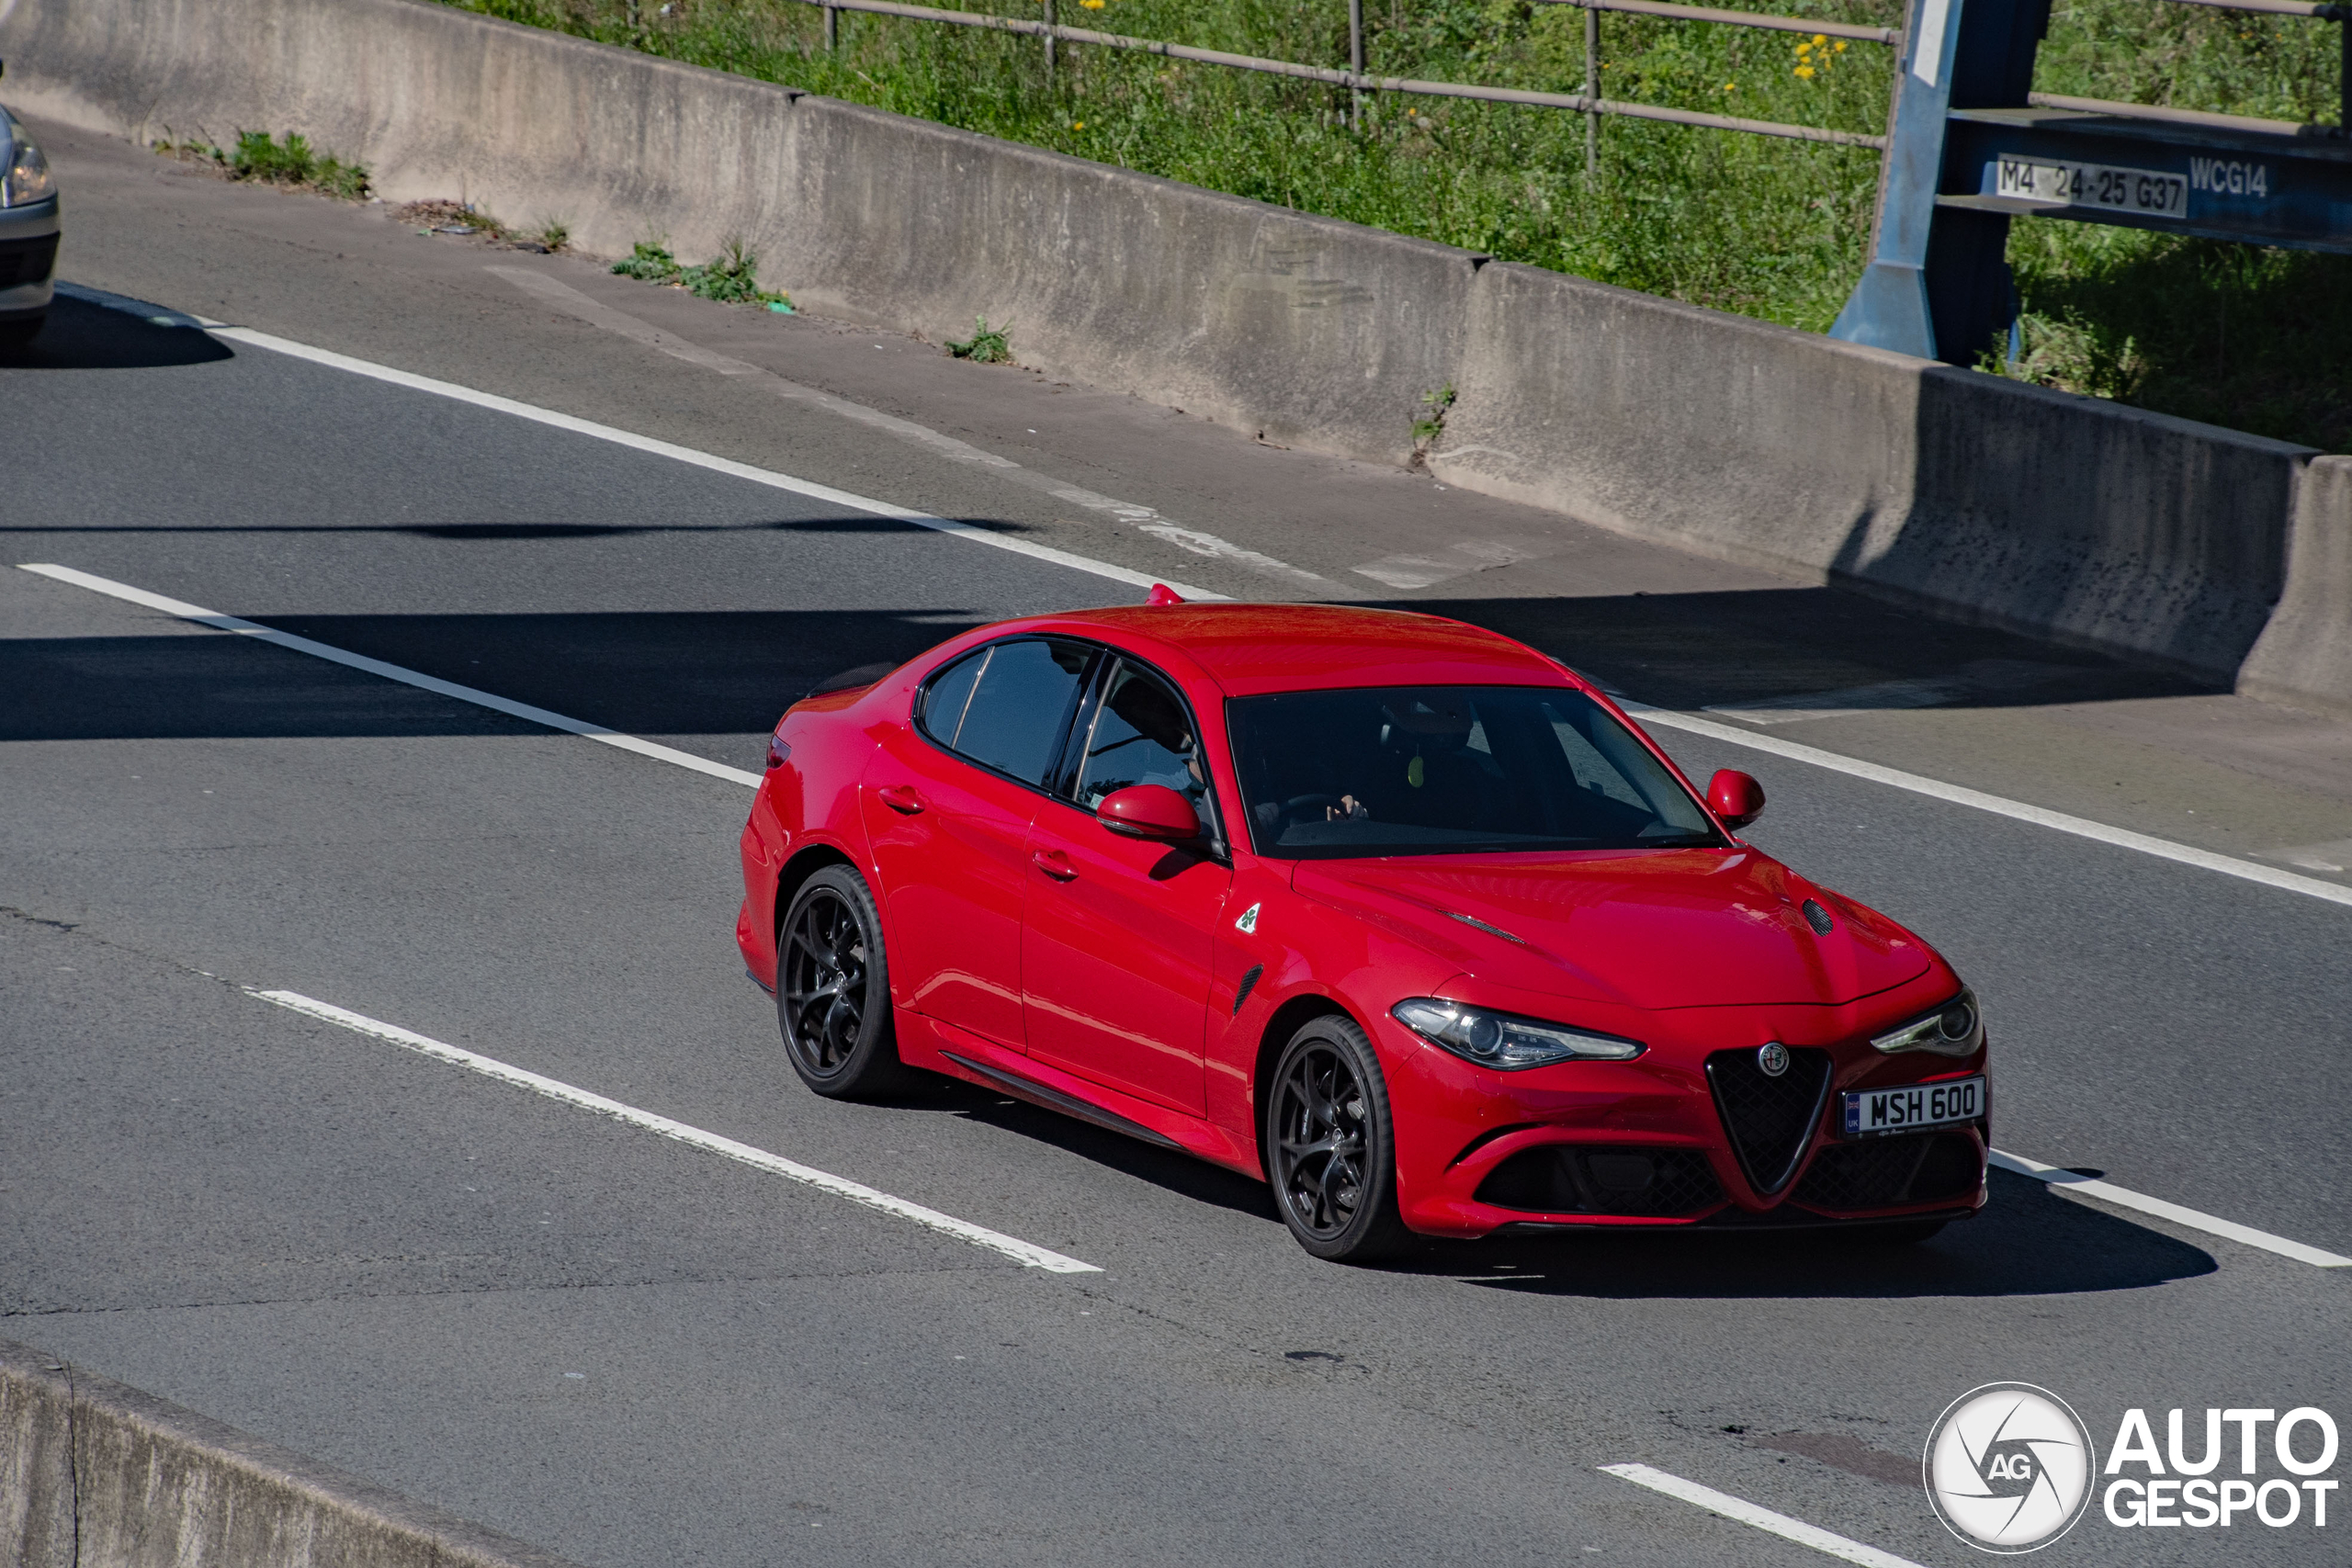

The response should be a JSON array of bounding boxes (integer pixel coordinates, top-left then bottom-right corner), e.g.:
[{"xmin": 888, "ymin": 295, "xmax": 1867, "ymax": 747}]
[{"xmin": 736, "ymin": 602, "xmax": 1988, "ymax": 1261}]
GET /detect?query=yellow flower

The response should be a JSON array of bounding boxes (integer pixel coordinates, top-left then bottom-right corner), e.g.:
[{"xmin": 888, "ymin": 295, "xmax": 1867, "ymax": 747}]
[
  {"xmin": 1723, "ymin": 82, "xmax": 1736, "ymax": 91},
  {"xmin": 1833, "ymin": 39, "xmax": 1847, "ymax": 51},
  {"xmin": 1793, "ymin": 63, "xmax": 1815, "ymax": 77},
  {"xmin": 1071, "ymin": 119, "xmax": 1085, "ymax": 129},
  {"xmin": 1812, "ymin": 32, "xmax": 1826, "ymax": 43}
]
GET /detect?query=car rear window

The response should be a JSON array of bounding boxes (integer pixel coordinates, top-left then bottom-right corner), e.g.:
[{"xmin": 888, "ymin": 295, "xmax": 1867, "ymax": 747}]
[{"xmin": 918, "ymin": 638, "xmax": 1092, "ymax": 787}]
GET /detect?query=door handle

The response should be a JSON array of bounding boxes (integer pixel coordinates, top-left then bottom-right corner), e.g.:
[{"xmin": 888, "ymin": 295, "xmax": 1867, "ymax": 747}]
[
  {"xmin": 876, "ymin": 784, "xmax": 927, "ymax": 815},
  {"xmin": 1031, "ymin": 849, "xmax": 1078, "ymax": 881}
]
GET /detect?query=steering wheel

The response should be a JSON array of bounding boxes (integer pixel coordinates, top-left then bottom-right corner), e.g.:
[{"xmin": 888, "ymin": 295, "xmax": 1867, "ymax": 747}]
[{"xmin": 1278, "ymin": 793, "xmax": 1343, "ymax": 826}]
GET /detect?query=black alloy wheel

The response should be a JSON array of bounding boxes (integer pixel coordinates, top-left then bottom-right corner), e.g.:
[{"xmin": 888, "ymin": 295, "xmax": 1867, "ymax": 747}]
[
  {"xmin": 1265, "ymin": 1015, "xmax": 1409, "ymax": 1262},
  {"xmin": 777, "ymin": 865, "xmax": 906, "ymax": 1098}
]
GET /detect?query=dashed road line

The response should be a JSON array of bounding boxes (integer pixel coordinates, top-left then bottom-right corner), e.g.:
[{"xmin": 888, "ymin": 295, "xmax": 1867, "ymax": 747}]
[
  {"xmin": 1989, "ymin": 1150, "xmax": 2351, "ymax": 1268},
  {"xmin": 17, "ymin": 563, "xmax": 765, "ymax": 790},
  {"xmin": 252, "ymin": 987, "xmax": 1102, "ymax": 1274},
  {"xmin": 1600, "ymin": 1463, "xmax": 1927, "ymax": 1568},
  {"xmin": 51, "ymin": 281, "xmax": 1224, "ymax": 604},
  {"xmin": 490, "ymin": 266, "xmax": 1332, "ymax": 591}
]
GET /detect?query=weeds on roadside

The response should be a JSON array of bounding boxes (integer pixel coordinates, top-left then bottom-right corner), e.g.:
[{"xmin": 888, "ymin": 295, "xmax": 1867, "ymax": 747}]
[
  {"xmin": 1411, "ymin": 381, "xmax": 1456, "ymax": 447},
  {"xmin": 612, "ymin": 237, "xmax": 794, "ymax": 307},
  {"xmin": 945, "ymin": 316, "xmax": 1012, "ymax": 363},
  {"xmin": 154, "ymin": 130, "xmax": 371, "ymax": 199},
  {"xmin": 232, "ymin": 130, "xmax": 371, "ymax": 197}
]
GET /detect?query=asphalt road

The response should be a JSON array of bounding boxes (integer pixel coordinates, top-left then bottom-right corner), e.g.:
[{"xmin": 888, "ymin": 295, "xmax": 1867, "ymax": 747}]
[{"xmin": 4, "ymin": 120, "xmax": 2347, "ymax": 1568}]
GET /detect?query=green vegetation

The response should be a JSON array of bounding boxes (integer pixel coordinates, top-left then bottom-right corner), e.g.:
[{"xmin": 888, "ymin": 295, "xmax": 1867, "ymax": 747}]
[
  {"xmin": 436, "ymin": 0, "xmax": 2348, "ymax": 446},
  {"xmin": 613, "ymin": 237, "xmax": 795, "ymax": 306},
  {"xmin": 945, "ymin": 314, "xmax": 1012, "ymax": 362},
  {"xmin": 154, "ymin": 130, "xmax": 373, "ymax": 199}
]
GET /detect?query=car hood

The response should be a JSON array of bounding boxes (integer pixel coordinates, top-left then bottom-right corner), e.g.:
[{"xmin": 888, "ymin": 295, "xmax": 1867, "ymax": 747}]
[{"xmin": 1291, "ymin": 849, "xmax": 1932, "ymax": 1010}]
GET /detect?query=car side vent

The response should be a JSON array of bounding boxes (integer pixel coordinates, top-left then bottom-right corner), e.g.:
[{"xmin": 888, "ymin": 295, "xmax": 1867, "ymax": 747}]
[
  {"xmin": 1231, "ymin": 964, "xmax": 1263, "ymax": 1016},
  {"xmin": 1706, "ymin": 1047, "xmax": 1834, "ymax": 1194},
  {"xmin": 1802, "ymin": 899, "xmax": 1834, "ymax": 935}
]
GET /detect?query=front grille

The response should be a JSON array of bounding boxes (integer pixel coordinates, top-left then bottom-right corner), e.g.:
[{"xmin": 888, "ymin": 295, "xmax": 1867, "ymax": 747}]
[
  {"xmin": 1474, "ymin": 1145, "xmax": 1725, "ymax": 1217},
  {"xmin": 1794, "ymin": 1132, "xmax": 1984, "ymax": 1212},
  {"xmin": 0, "ymin": 235, "xmax": 58, "ymax": 290},
  {"xmin": 1706, "ymin": 1046, "xmax": 1832, "ymax": 1194}
]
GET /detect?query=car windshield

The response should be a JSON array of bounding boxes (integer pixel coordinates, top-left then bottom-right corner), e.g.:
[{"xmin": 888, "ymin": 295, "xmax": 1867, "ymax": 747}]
[{"xmin": 1226, "ymin": 684, "xmax": 1721, "ymax": 858}]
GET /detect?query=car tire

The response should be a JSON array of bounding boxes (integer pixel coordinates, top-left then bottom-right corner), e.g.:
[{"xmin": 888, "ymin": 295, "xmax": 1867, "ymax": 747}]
[
  {"xmin": 776, "ymin": 864, "xmax": 909, "ymax": 1099},
  {"xmin": 1264, "ymin": 1014, "xmax": 1411, "ymax": 1263}
]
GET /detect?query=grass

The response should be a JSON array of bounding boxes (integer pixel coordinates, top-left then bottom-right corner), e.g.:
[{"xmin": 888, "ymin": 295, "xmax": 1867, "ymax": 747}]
[
  {"xmin": 154, "ymin": 130, "xmax": 373, "ymax": 200},
  {"xmin": 435, "ymin": 0, "xmax": 2348, "ymax": 447},
  {"xmin": 945, "ymin": 315, "xmax": 1012, "ymax": 361},
  {"xmin": 613, "ymin": 237, "xmax": 796, "ymax": 306}
]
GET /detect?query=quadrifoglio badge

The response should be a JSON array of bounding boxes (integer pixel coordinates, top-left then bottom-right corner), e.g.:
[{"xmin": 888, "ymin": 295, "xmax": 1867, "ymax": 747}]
[{"xmin": 1925, "ymin": 1385, "xmax": 2341, "ymax": 1552}]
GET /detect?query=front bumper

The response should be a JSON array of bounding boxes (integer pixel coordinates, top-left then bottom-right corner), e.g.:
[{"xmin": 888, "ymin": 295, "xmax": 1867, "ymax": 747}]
[
  {"xmin": 1379, "ymin": 994, "xmax": 1989, "ymax": 1238},
  {"xmin": 0, "ymin": 195, "xmax": 60, "ymax": 319}
]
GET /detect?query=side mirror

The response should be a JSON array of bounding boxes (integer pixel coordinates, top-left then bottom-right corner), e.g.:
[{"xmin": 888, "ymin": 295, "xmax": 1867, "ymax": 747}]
[
  {"xmin": 1095, "ymin": 784, "xmax": 1200, "ymax": 841},
  {"xmin": 1707, "ymin": 768, "xmax": 1767, "ymax": 829}
]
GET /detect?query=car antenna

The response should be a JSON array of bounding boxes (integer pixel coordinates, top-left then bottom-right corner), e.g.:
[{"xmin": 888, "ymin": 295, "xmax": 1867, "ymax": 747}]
[{"xmin": 1146, "ymin": 583, "xmax": 1185, "ymax": 606}]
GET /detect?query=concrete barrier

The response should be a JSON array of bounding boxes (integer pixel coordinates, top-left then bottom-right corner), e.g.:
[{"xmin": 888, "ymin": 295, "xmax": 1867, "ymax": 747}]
[
  {"xmin": 2240, "ymin": 456, "xmax": 2352, "ymax": 715},
  {"xmin": 0, "ymin": 0, "xmax": 2343, "ymax": 705},
  {"xmin": 0, "ymin": 1338, "xmax": 583, "ymax": 1568}
]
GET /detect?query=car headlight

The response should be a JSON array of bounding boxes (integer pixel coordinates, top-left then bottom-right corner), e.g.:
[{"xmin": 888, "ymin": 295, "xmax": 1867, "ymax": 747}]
[
  {"xmin": 1391, "ymin": 998, "xmax": 1645, "ymax": 1070},
  {"xmin": 1870, "ymin": 988, "xmax": 1983, "ymax": 1057},
  {"xmin": 3, "ymin": 134, "xmax": 54, "ymax": 207}
]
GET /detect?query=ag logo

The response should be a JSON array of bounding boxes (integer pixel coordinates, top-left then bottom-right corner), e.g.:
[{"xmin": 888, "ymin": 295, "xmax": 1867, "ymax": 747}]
[{"xmin": 1925, "ymin": 1382, "xmax": 2098, "ymax": 1553}]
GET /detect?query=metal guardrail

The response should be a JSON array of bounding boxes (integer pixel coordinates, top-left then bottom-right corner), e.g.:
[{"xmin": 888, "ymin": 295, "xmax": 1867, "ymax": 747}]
[{"xmin": 797, "ymin": 0, "xmax": 1895, "ymax": 152}]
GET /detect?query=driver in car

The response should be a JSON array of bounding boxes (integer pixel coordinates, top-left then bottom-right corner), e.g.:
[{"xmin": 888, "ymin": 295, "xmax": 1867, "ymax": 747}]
[{"xmin": 1325, "ymin": 694, "xmax": 1506, "ymax": 822}]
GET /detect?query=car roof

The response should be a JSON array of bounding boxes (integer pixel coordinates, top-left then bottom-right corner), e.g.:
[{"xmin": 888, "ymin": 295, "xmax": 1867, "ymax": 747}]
[{"xmin": 1039, "ymin": 604, "xmax": 1572, "ymax": 696}]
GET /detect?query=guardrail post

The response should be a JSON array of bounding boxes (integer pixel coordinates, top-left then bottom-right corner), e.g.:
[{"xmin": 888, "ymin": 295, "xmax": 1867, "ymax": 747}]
[
  {"xmin": 1350, "ymin": 0, "xmax": 1365, "ymax": 126},
  {"xmin": 824, "ymin": 1, "xmax": 837, "ymax": 51},
  {"xmin": 1831, "ymin": 0, "xmax": 2043, "ymax": 361},
  {"xmin": 1046, "ymin": 0, "xmax": 1057, "ymax": 86},
  {"xmin": 1584, "ymin": 0, "xmax": 1600, "ymax": 177}
]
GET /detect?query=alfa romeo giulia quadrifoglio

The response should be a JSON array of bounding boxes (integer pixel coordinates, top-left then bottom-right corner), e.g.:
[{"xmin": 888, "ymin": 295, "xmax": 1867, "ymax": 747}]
[{"xmin": 735, "ymin": 601, "xmax": 1988, "ymax": 1261}]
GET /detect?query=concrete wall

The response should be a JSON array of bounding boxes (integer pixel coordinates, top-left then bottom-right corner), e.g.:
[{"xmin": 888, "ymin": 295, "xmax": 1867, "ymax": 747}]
[
  {"xmin": 1, "ymin": 0, "xmax": 2343, "ymax": 705},
  {"xmin": 0, "ymin": 1339, "xmax": 583, "ymax": 1568},
  {"xmin": 2242, "ymin": 456, "xmax": 2352, "ymax": 714}
]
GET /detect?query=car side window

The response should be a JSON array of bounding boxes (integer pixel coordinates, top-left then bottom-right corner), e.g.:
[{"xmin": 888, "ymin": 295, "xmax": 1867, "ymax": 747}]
[
  {"xmin": 1072, "ymin": 660, "xmax": 1220, "ymax": 840},
  {"xmin": 918, "ymin": 638, "xmax": 1092, "ymax": 787}
]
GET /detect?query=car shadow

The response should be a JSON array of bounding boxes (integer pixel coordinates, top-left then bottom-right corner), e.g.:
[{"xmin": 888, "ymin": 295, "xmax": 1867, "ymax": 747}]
[
  {"xmin": 0, "ymin": 294, "xmax": 233, "ymax": 370},
  {"xmin": 898, "ymin": 1091, "xmax": 2212, "ymax": 1298},
  {"xmin": 1396, "ymin": 1170, "xmax": 2214, "ymax": 1298}
]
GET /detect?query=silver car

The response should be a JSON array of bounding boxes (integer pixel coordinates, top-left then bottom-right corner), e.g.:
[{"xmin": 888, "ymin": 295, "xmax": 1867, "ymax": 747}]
[{"xmin": 0, "ymin": 69, "xmax": 59, "ymax": 352}]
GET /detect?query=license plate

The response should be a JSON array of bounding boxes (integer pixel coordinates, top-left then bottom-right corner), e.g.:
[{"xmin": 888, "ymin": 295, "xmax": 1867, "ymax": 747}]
[
  {"xmin": 1842, "ymin": 1076, "xmax": 1984, "ymax": 1138},
  {"xmin": 1990, "ymin": 157, "xmax": 2187, "ymax": 219}
]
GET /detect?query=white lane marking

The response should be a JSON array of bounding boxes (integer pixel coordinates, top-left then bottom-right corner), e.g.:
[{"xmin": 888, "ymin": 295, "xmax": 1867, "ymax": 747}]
[
  {"xmin": 1619, "ymin": 698, "xmax": 2352, "ymax": 911},
  {"xmin": 252, "ymin": 988, "xmax": 1102, "ymax": 1274},
  {"xmin": 52, "ymin": 281, "xmax": 1223, "ymax": 604},
  {"xmin": 1989, "ymin": 1150, "xmax": 2351, "ymax": 1268},
  {"xmin": 490, "ymin": 267, "xmax": 1329, "ymax": 592},
  {"xmin": 1599, "ymin": 1464, "xmax": 1926, "ymax": 1568},
  {"xmin": 17, "ymin": 563, "xmax": 763, "ymax": 791}
]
